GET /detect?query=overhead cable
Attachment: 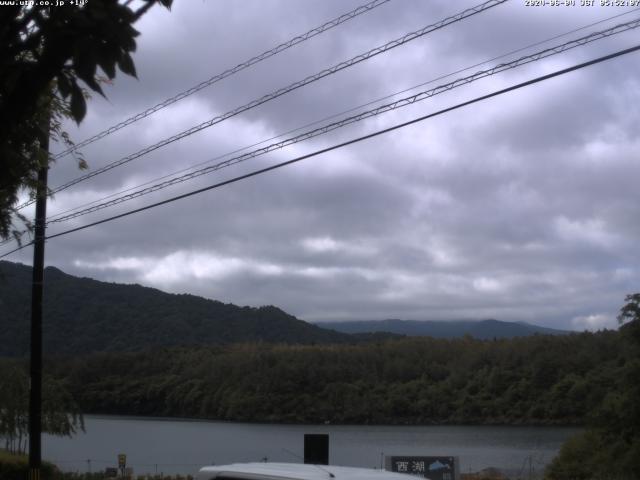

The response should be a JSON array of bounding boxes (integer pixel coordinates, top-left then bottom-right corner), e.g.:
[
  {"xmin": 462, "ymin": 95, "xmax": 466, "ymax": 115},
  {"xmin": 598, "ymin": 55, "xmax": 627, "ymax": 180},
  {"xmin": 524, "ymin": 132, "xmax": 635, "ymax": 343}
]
[
  {"xmin": 46, "ymin": 18, "xmax": 640, "ymax": 225},
  {"xmin": 46, "ymin": 7, "xmax": 640, "ymax": 223},
  {"xmin": 3, "ymin": 42, "xmax": 637, "ymax": 260},
  {"xmin": 16, "ymin": 0, "xmax": 506, "ymax": 212},
  {"xmin": 52, "ymin": 0, "xmax": 394, "ymax": 160}
]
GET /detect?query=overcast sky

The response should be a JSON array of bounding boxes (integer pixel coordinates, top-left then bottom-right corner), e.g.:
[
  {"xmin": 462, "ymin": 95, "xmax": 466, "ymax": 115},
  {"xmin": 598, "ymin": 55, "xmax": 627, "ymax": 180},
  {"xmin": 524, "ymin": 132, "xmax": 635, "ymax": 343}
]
[{"xmin": 6, "ymin": 0, "xmax": 640, "ymax": 330}]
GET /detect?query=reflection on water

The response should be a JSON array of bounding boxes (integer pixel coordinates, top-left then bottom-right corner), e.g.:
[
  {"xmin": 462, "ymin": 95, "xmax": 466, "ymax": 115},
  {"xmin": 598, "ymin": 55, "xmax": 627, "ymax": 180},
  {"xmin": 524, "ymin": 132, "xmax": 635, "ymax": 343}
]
[{"xmin": 43, "ymin": 415, "xmax": 579, "ymax": 476}]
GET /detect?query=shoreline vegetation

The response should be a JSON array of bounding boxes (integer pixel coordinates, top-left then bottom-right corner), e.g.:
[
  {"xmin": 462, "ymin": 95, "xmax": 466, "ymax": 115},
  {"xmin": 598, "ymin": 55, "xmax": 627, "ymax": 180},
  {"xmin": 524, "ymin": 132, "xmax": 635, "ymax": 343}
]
[
  {"xmin": 1, "ymin": 290, "xmax": 638, "ymax": 478},
  {"xmin": 1, "ymin": 329, "xmax": 630, "ymax": 427},
  {"xmin": 37, "ymin": 331, "xmax": 628, "ymax": 426},
  {"xmin": 77, "ymin": 412, "xmax": 586, "ymax": 428},
  {"xmin": 0, "ymin": 450, "xmax": 196, "ymax": 480},
  {"xmin": 0, "ymin": 260, "xmax": 573, "ymax": 357},
  {"xmin": 0, "ymin": 449, "xmax": 531, "ymax": 480}
]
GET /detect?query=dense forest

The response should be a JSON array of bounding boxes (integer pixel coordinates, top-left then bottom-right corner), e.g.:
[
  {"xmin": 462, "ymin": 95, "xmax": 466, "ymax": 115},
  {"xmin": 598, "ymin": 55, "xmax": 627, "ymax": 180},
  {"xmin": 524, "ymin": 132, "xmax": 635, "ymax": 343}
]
[
  {"xmin": 0, "ymin": 261, "xmax": 568, "ymax": 356},
  {"xmin": 1, "ymin": 260, "xmax": 638, "ymax": 477},
  {"xmin": 18, "ymin": 328, "xmax": 629, "ymax": 427},
  {"xmin": 545, "ymin": 295, "xmax": 640, "ymax": 480},
  {"xmin": 0, "ymin": 324, "xmax": 637, "ymax": 479},
  {"xmin": 0, "ymin": 261, "xmax": 352, "ymax": 355},
  {"xmin": 316, "ymin": 318, "xmax": 568, "ymax": 338}
]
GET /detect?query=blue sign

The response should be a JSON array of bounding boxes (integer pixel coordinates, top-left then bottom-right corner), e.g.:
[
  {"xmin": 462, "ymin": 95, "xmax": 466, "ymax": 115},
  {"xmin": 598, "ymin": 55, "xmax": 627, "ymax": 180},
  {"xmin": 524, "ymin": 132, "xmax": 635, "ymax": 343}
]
[{"xmin": 387, "ymin": 456, "xmax": 458, "ymax": 480}]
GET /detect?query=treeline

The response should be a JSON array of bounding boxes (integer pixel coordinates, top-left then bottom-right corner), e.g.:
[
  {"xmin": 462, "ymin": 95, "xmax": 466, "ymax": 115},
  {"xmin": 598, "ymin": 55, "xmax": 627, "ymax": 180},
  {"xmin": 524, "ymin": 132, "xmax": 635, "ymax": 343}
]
[
  {"xmin": 0, "ymin": 449, "xmax": 194, "ymax": 480},
  {"xmin": 0, "ymin": 261, "xmax": 351, "ymax": 357},
  {"xmin": 546, "ymin": 296, "xmax": 640, "ymax": 480},
  {"xmin": 28, "ymin": 328, "xmax": 633, "ymax": 426}
]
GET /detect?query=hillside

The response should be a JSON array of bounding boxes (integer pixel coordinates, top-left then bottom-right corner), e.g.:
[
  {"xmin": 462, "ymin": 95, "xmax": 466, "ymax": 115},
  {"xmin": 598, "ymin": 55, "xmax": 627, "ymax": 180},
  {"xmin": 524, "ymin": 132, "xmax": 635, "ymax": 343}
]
[
  {"xmin": 315, "ymin": 318, "xmax": 569, "ymax": 339},
  {"xmin": 0, "ymin": 261, "xmax": 351, "ymax": 356},
  {"xmin": 33, "ymin": 327, "xmax": 633, "ymax": 426}
]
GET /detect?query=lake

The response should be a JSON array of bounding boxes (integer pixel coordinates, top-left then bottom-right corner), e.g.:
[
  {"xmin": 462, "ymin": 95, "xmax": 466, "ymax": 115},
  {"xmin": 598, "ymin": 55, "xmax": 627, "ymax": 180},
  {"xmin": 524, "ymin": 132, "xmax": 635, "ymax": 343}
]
[{"xmin": 43, "ymin": 415, "xmax": 579, "ymax": 477}]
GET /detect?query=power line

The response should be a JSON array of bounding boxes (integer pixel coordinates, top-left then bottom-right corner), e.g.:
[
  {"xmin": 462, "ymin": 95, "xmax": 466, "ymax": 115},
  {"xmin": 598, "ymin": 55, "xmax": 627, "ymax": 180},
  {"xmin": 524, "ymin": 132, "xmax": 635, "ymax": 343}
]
[
  {"xmin": 0, "ymin": 241, "xmax": 32, "ymax": 259},
  {"xmin": 45, "ymin": 7, "xmax": 640, "ymax": 223},
  {"xmin": 7, "ymin": 9, "xmax": 638, "ymax": 246},
  {"xmin": 42, "ymin": 45, "xmax": 640, "ymax": 239},
  {"xmin": 3, "ymin": 42, "xmax": 636, "ymax": 259},
  {"xmin": 45, "ymin": 17, "xmax": 640, "ymax": 225},
  {"xmin": 15, "ymin": 0, "xmax": 506, "ymax": 211},
  {"xmin": 51, "ymin": 0, "xmax": 394, "ymax": 161}
]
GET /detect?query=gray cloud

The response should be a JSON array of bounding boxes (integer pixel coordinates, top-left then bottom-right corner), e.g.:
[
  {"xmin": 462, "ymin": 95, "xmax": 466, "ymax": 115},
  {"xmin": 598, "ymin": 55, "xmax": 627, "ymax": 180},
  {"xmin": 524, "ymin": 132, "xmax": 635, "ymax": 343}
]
[{"xmin": 7, "ymin": 0, "xmax": 640, "ymax": 330}]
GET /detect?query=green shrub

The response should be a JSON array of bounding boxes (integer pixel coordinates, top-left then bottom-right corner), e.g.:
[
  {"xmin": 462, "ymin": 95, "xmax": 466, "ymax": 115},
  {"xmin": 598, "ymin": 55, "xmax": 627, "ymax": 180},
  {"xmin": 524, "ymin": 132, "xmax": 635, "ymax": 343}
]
[{"xmin": 0, "ymin": 449, "xmax": 59, "ymax": 480}]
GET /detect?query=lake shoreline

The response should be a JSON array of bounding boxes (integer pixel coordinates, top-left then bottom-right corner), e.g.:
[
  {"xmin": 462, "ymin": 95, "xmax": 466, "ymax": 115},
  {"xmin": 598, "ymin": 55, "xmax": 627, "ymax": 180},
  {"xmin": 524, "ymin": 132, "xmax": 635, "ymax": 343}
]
[
  {"xmin": 81, "ymin": 412, "xmax": 584, "ymax": 429},
  {"xmin": 44, "ymin": 415, "xmax": 579, "ymax": 476}
]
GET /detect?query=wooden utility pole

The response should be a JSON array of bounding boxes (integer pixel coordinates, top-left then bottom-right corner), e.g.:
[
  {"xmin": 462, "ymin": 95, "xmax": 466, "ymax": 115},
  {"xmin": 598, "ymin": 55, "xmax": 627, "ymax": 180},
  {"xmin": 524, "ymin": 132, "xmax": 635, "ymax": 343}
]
[{"xmin": 29, "ymin": 114, "xmax": 49, "ymax": 480}]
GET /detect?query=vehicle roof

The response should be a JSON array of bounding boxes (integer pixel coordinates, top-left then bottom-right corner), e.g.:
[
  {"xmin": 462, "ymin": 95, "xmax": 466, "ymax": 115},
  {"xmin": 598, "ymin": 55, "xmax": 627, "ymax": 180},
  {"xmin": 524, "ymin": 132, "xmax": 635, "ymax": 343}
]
[{"xmin": 197, "ymin": 462, "xmax": 414, "ymax": 480}]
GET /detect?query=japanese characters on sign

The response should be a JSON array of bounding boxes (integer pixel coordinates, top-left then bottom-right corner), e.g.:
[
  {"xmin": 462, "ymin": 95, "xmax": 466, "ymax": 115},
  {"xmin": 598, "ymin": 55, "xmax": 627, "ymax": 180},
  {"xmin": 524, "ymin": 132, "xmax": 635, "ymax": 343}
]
[{"xmin": 387, "ymin": 456, "xmax": 459, "ymax": 480}]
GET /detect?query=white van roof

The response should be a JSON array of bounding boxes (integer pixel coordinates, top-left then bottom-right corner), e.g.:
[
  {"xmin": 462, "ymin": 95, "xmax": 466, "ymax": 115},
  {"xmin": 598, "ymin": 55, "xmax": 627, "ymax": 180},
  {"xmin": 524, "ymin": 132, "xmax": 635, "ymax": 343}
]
[{"xmin": 197, "ymin": 462, "xmax": 414, "ymax": 480}]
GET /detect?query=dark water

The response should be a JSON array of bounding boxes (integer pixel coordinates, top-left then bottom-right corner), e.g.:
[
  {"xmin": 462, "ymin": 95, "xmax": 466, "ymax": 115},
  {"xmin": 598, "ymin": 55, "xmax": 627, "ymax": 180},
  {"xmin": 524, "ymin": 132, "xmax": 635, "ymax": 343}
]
[{"xmin": 43, "ymin": 415, "xmax": 579, "ymax": 476}]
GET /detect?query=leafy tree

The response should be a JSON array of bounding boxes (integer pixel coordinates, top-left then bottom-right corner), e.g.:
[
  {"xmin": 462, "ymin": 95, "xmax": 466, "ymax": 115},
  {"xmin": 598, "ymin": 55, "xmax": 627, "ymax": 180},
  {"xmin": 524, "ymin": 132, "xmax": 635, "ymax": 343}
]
[
  {"xmin": 618, "ymin": 293, "xmax": 640, "ymax": 345},
  {"xmin": 0, "ymin": 364, "xmax": 28, "ymax": 453},
  {"xmin": 1, "ymin": 288, "xmax": 635, "ymax": 430},
  {"xmin": 546, "ymin": 293, "xmax": 640, "ymax": 480},
  {"xmin": 0, "ymin": 364, "xmax": 83, "ymax": 454},
  {"xmin": 0, "ymin": 0, "xmax": 173, "ymax": 241},
  {"xmin": 0, "ymin": 261, "xmax": 351, "ymax": 355},
  {"xmin": 0, "ymin": 450, "xmax": 60, "ymax": 480},
  {"xmin": 19, "ymin": 328, "xmax": 625, "ymax": 427}
]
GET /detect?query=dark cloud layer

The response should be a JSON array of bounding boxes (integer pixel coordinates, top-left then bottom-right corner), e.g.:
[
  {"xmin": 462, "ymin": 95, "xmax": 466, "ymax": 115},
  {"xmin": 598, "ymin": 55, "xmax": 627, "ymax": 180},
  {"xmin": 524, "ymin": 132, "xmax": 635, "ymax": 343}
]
[{"xmin": 7, "ymin": 0, "xmax": 640, "ymax": 331}]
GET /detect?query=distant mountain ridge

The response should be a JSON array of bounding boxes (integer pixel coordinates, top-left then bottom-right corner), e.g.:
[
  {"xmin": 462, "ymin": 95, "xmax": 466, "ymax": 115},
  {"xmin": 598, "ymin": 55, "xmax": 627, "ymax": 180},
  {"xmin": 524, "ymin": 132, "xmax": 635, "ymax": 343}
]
[
  {"xmin": 0, "ymin": 261, "xmax": 568, "ymax": 357},
  {"xmin": 0, "ymin": 261, "xmax": 352, "ymax": 356},
  {"xmin": 314, "ymin": 318, "xmax": 569, "ymax": 339}
]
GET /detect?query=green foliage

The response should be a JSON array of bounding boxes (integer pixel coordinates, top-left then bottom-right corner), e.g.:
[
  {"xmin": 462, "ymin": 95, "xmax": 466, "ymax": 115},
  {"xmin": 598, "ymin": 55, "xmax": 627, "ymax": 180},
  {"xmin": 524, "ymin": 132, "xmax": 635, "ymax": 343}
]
[
  {"xmin": 0, "ymin": 0, "xmax": 173, "ymax": 241},
  {"xmin": 0, "ymin": 363, "xmax": 84, "ymax": 454},
  {"xmin": 319, "ymin": 318, "xmax": 568, "ymax": 338},
  {"xmin": 545, "ymin": 430, "xmax": 607, "ymax": 480},
  {"xmin": 12, "ymin": 328, "xmax": 627, "ymax": 427},
  {"xmin": 0, "ymin": 364, "xmax": 29, "ymax": 453},
  {"xmin": 0, "ymin": 261, "xmax": 352, "ymax": 356},
  {"xmin": 545, "ymin": 430, "xmax": 640, "ymax": 480},
  {"xmin": 51, "ymin": 474, "xmax": 193, "ymax": 480},
  {"xmin": 0, "ymin": 449, "xmax": 59, "ymax": 480},
  {"xmin": 618, "ymin": 293, "xmax": 640, "ymax": 345},
  {"xmin": 546, "ymin": 293, "xmax": 640, "ymax": 480},
  {"xmin": 0, "ymin": 451, "xmax": 194, "ymax": 480}
]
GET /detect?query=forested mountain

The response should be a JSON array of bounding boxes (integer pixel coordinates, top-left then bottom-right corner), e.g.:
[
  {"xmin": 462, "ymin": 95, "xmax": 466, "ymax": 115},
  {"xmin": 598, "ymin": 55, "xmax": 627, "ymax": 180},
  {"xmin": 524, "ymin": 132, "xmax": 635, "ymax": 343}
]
[
  {"xmin": 2, "ymin": 257, "xmax": 637, "ymax": 477},
  {"xmin": 1, "ymin": 259, "xmax": 570, "ymax": 359},
  {"xmin": 316, "ymin": 318, "xmax": 569, "ymax": 339},
  {"xmin": 0, "ymin": 261, "xmax": 351, "ymax": 356},
  {"xmin": 29, "ymin": 327, "xmax": 632, "ymax": 426}
]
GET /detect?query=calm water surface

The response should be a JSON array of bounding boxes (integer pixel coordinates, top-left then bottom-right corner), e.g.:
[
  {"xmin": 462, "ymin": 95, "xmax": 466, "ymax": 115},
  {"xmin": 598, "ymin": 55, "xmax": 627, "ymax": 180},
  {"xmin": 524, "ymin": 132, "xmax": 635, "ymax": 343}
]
[{"xmin": 43, "ymin": 415, "xmax": 579, "ymax": 476}]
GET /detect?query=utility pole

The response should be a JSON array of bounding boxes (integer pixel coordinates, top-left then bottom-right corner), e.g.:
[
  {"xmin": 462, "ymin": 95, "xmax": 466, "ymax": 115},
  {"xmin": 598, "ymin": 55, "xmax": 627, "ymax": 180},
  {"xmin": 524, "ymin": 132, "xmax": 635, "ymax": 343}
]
[{"xmin": 29, "ymin": 112, "xmax": 49, "ymax": 480}]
